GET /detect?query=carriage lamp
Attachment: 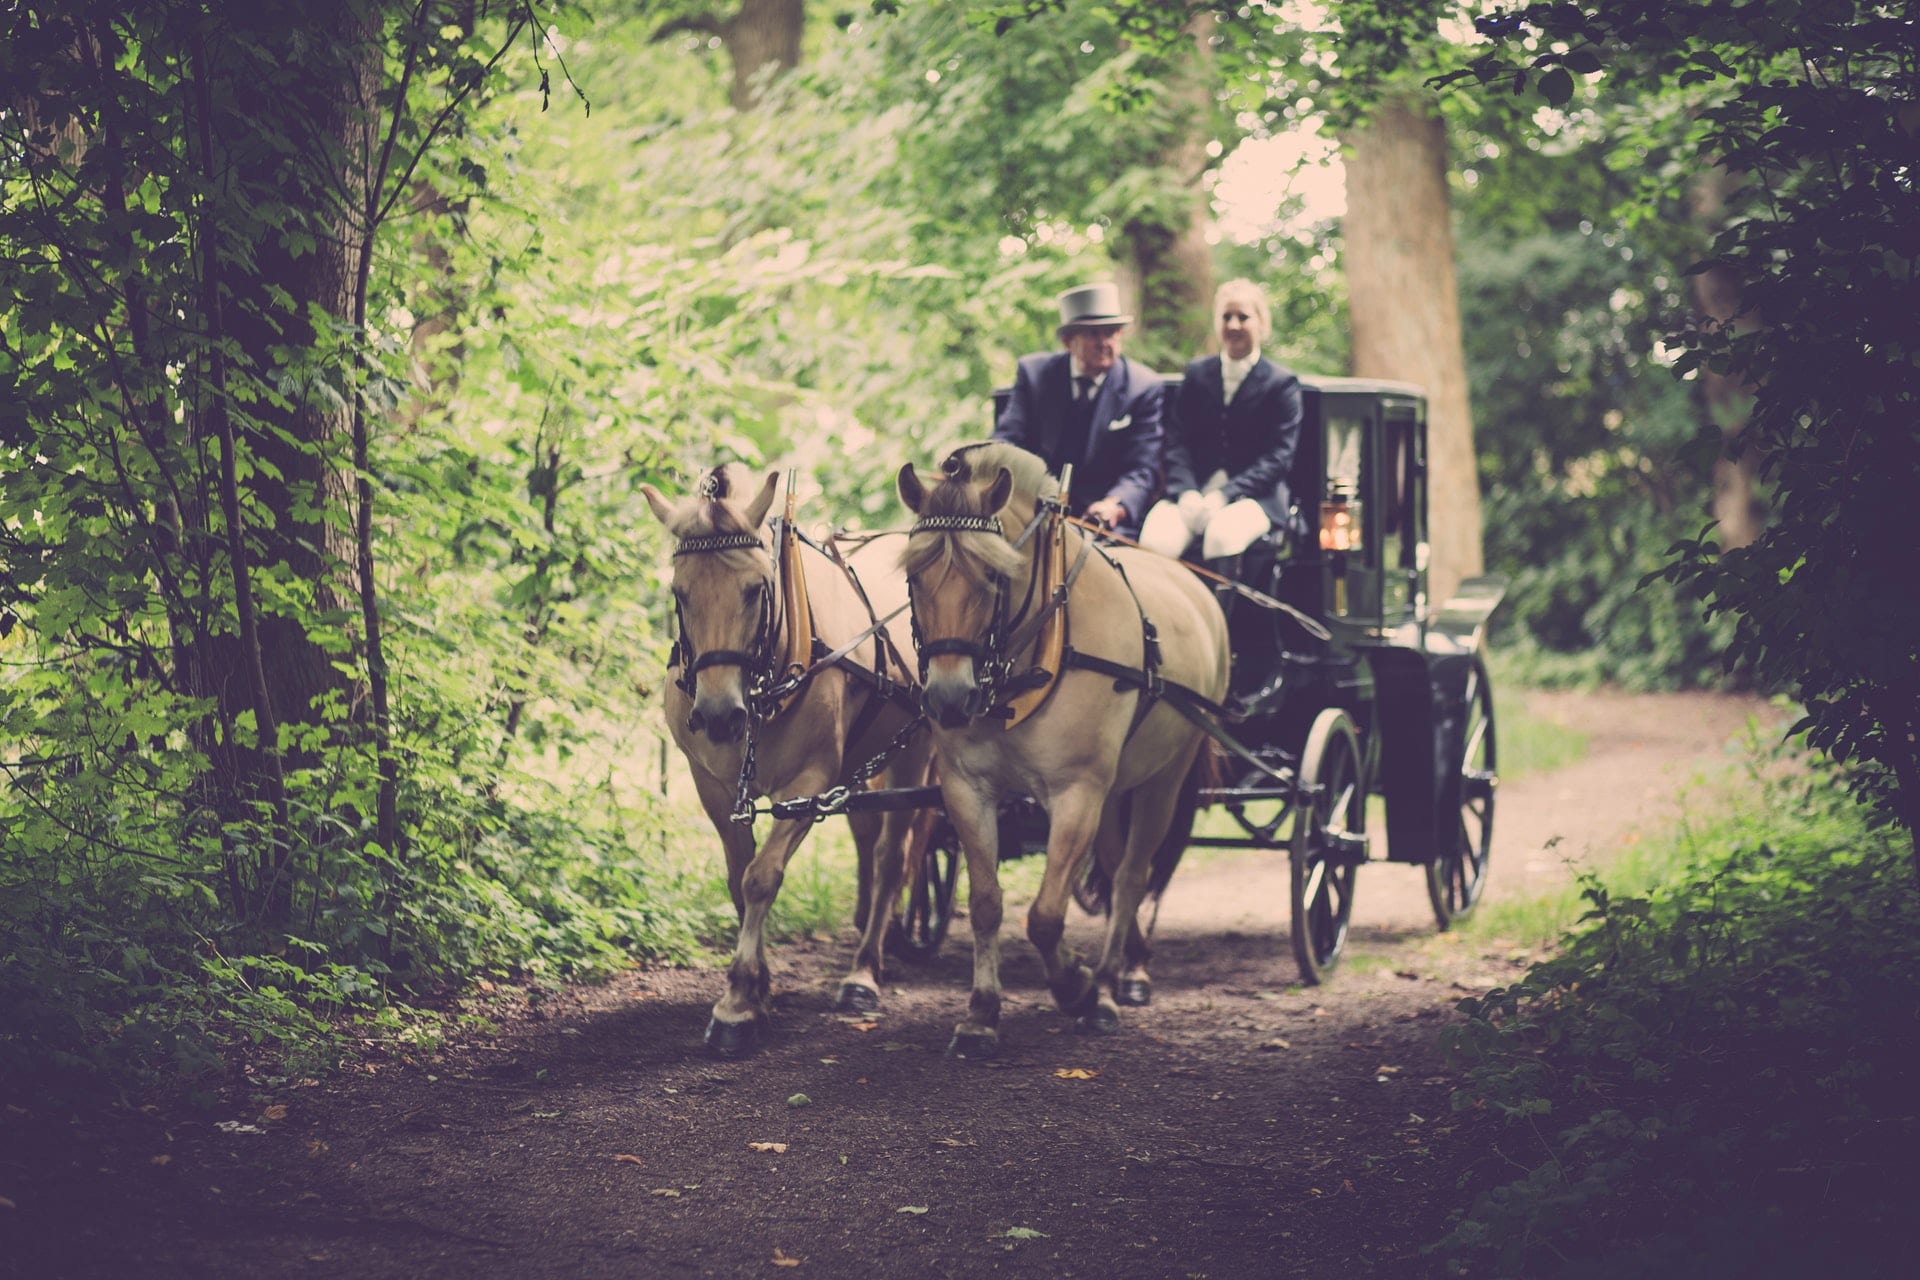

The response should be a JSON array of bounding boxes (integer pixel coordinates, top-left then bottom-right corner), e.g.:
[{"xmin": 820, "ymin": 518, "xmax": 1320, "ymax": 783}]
[{"xmin": 1319, "ymin": 493, "xmax": 1361, "ymax": 552}]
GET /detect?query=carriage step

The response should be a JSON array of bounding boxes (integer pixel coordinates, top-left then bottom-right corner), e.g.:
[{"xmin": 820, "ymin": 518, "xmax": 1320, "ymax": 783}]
[
  {"xmin": 1198, "ymin": 786, "xmax": 1294, "ymax": 804},
  {"xmin": 1462, "ymin": 769, "xmax": 1497, "ymax": 804},
  {"xmin": 1323, "ymin": 829, "xmax": 1372, "ymax": 867}
]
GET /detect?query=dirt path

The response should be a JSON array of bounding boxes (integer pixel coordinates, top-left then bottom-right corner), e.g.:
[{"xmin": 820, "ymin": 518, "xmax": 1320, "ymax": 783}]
[{"xmin": 1, "ymin": 690, "xmax": 1769, "ymax": 1280}]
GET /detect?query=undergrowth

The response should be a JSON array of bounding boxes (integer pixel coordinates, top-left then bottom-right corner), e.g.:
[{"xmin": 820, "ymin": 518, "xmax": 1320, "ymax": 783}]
[{"xmin": 1435, "ymin": 740, "xmax": 1920, "ymax": 1277}]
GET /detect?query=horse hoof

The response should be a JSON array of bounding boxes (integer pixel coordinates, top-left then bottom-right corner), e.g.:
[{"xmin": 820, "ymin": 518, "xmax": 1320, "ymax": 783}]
[
  {"xmin": 835, "ymin": 982, "xmax": 881, "ymax": 1014},
  {"xmin": 1116, "ymin": 978, "xmax": 1153, "ymax": 1007},
  {"xmin": 1076, "ymin": 1006, "xmax": 1120, "ymax": 1036},
  {"xmin": 705, "ymin": 1015, "xmax": 760, "ymax": 1057},
  {"xmin": 945, "ymin": 1031, "xmax": 1000, "ymax": 1060}
]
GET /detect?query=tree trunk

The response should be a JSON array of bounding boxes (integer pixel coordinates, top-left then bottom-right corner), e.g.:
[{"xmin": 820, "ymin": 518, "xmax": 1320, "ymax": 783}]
[
  {"xmin": 178, "ymin": 1, "xmax": 381, "ymax": 922},
  {"xmin": 1343, "ymin": 96, "xmax": 1484, "ymax": 605},
  {"xmin": 1115, "ymin": 15, "xmax": 1215, "ymax": 369},
  {"xmin": 1689, "ymin": 167, "xmax": 1762, "ymax": 551},
  {"xmin": 724, "ymin": 0, "xmax": 803, "ymax": 110}
]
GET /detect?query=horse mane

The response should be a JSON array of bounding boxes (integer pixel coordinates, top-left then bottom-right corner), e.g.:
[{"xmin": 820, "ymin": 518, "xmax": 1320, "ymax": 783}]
[
  {"xmin": 900, "ymin": 442, "xmax": 1057, "ymax": 583},
  {"xmin": 662, "ymin": 463, "xmax": 769, "ymax": 555}
]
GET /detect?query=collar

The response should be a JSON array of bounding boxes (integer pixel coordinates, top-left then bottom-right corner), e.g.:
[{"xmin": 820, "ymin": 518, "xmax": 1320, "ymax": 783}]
[
  {"xmin": 1222, "ymin": 348, "xmax": 1261, "ymax": 383},
  {"xmin": 1069, "ymin": 357, "xmax": 1113, "ymax": 390}
]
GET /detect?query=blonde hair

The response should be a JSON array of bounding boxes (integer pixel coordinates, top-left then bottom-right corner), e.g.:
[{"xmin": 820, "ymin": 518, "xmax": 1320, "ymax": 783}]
[{"xmin": 1213, "ymin": 278, "xmax": 1271, "ymax": 339}]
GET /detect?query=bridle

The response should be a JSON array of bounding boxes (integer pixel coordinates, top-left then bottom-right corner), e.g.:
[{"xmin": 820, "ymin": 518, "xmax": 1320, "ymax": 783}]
[
  {"xmin": 668, "ymin": 528, "xmax": 786, "ymax": 711},
  {"xmin": 906, "ymin": 502, "xmax": 1074, "ymax": 722}
]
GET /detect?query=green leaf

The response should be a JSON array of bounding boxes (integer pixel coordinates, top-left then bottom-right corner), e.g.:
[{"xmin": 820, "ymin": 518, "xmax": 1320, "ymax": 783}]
[{"xmin": 1538, "ymin": 67, "xmax": 1574, "ymax": 106}]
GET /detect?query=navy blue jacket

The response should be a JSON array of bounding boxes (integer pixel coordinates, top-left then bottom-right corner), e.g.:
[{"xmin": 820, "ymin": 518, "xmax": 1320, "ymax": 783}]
[
  {"xmin": 991, "ymin": 351, "xmax": 1165, "ymax": 539},
  {"xmin": 1168, "ymin": 354, "xmax": 1304, "ymax": 527}
]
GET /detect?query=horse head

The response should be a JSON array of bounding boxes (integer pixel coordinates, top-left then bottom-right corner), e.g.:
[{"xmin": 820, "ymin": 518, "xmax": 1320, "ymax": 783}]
[
  {"xmin": 897, "ymin": 443, "xmax": 1051, "ymax": 728},
  {"xmin": 641, "ymin": 464, "xmax": 781, "ymax": 744}
]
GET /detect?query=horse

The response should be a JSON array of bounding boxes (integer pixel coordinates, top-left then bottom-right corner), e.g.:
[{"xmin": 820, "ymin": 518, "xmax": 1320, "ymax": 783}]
[
  {"xmin": 641, "ymin": 464, "xmax": 931, "ymax": 1056},
  {"xmin": 896, "ymin": 442, "xmax": 1230, "ymax": 1057}
]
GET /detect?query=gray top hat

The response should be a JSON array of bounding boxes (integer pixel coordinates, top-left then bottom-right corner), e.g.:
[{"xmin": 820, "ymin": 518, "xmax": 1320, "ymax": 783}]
[{"xmin": 1056, "ymin": 282, "xmax": 1132, "ymax": 331}]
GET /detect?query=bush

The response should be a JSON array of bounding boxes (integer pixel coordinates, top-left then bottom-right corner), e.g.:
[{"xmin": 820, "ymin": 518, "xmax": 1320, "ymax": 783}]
[{"xmin": 1436, "ymin": 740, "xmax": 1920, "ymax": 1277}]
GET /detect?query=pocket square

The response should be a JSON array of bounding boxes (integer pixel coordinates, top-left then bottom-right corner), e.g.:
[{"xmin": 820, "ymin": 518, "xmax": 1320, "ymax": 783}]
[{"xmin": 1105, "ymin": 414, "xmax": 1133, "ymax": 432}]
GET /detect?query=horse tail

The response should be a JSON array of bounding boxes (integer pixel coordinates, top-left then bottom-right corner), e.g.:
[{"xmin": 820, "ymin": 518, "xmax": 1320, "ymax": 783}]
[
  {"xmin": 1077, "ymin": 739, "xmax": 1221, "ymax": 913},
  {"xmin": 1145, "ymin": 737, "xmax": 1220, "ymax": 899}
]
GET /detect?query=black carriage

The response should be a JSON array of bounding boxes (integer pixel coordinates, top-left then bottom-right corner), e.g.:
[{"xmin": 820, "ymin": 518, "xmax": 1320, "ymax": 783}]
[{"xmin": 891, "ymin": 377, "xmax": 1503, "ymax": 984}]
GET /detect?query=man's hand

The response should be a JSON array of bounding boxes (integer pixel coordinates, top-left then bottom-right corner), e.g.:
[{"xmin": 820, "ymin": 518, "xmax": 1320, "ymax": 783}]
[{"xmin": 1085, "ymin": 497, "xmax": 1128, "ymax": 529}]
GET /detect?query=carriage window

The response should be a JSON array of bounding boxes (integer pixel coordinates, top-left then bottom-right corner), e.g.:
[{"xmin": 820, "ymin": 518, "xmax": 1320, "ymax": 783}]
[
  {"xmin": 1321, "ymin": 413, "xmax": 1365, "ymax": 555},
  {"xmin": 1380, "ymin": 409, "xmax": 1424, "ymax": 617}
]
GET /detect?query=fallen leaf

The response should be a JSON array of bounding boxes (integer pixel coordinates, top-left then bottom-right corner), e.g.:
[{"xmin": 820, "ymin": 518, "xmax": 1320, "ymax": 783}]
[
  {"xmin": 149, "ymin": 1155, "xmax": 172, "ymax": 1167},
  {"xmin": 747, "ymin": 1142, "xmax": 788, "ymax": 1154},
  {"xmin": 1053, "ymin": 1068, "xmax": 1098, "ymax": 1080},
  {"xmin": 1257, "ymin": 1039, "xmax": 1291, "ymax": 1052},
  {"xmin": 296, "ymin": 1191, "xmax": 321, "ymax": 1204},
  {"xmin": 306, "ymin": 1140, "xmax": 329, "ymax": 1158},
  {"xmin": 614, "ymin": 1154, "xmax": 645, "ymax": 1165},
  {"xmin": 879, "ymin": 1041, "xmax": 912, "ymax": 1052},
  {"xmin": 214, "ymin": 1122, "xmax": 264, "ymax": 1135},
  {"xmin": 896, "ymin": 1205, "xmax": 929, "ymax": 1215},
  {"xmin": 260, "ymin": 1105, "xmax": 288, "ymax": 1122},
  {"xmin": 846, "ymin": 1021, "xmax": 878, "ymax": 1033},
  {"xmin": 1003, "ymin": 1226, "xmax": 1048, "ymax": 1239},
  {"xmin": 818, "ymin": 1057, "xmax": 841, "ymax": 1066},
  {"xmin": 1342, "ymin": 1179, "xmax": 1356, "ymax": 1193},
  {"xmin": 1374, "ymin": 1064, "xmax": 1403, "ymax": 1075},
  {"xmin": 935, "ymin": 1137, "xmax": 974, "ymax": 1148},
  {"xmin": 650, "ymin": 1188, "xmax": 681, "ymax": 1197},
  {"xmin": 1394, "ymin": 969, "xmax": 1422, "ymax": 981},
  {"xmin": 1311, "ymin": 1006, "xmax": 1330, "ymax": 1017},
  {"xmin": 855, "ymin": 1077, "xmax": 869, "ymax": 1085},
  {"xmin": 786, "ymin": 1093, "xmax": 812, "ymax": 1108},
  {"xmin": 772, "ymin": 1248, "xmax": 801, "ymax": 1267}
]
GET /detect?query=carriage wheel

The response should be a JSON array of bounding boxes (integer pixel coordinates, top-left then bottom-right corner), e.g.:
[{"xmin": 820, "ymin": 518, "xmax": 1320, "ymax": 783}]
[
  {"xmin": 1290, "ymin": 708, "xmax": 1366, "ymax": 985},
  {"xmin": 1428, "ymin": 661, "xmax": 1497, "ymax": 929},
  {"xmin": 889, "ymin": 814, "xmax": 961, "ymax": 964}
]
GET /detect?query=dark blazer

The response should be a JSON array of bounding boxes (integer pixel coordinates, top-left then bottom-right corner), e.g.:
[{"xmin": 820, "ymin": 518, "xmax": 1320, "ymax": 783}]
[
  {"xmin": 1169, "ymin": 354, "xmax": 1304, "ymax": 527},
  {"xmin": 991, "ymin": 351, "xmax": 1164, "ymax": 538}
]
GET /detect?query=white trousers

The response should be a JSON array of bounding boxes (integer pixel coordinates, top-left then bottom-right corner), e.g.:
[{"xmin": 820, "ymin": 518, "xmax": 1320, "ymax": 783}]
[{"xmin": 1138, "ymin": 494, "xmax": 1272, "ymax": 559}]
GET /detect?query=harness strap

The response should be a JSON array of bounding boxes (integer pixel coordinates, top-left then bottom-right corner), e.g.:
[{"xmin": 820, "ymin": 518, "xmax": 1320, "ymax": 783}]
[{"xmin": 1061, "ymin": 649, "xmax": 1290, "ymax": 785}]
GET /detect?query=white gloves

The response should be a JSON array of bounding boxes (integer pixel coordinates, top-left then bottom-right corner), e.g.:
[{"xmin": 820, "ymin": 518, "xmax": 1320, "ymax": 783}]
[{"xmin": 1177, "ymin": 489, "xmax": 1227, "ymax": 533}]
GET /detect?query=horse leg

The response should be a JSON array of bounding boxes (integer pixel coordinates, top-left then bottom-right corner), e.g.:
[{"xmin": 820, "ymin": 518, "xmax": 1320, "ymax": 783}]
[
  {"xmin": 706, "ymin": 767, "xmax": 834, "ymax": 1057},
  {"xmin": 839, "ymin": 734, "xmax": 932, "ymax": 1013},
  {"xmin": 1026, "ymin": 782, "xmax": 1114, "ymax": 1033},
  {"xmin": 1089, "ymin": 800, "xmax": 1154, "ymax": 1006},
  {"xmin": 1093, "ymin": 748, "xmax": 1197, "ymax": 1016},
  {"xmin": 939, "ymin": 778, "xmax": 1006, "ymax": 1059},
  {"xmin": 690, "ymin": 765, "xmax": 757, "ymax": 922},
  {"xmin": 1116, "ymin": 912, "xmax": 1155, "ymax": 1008},
  {"xmin": 847, "ymin": 809, "xmax": 880, "ymax": 936}
]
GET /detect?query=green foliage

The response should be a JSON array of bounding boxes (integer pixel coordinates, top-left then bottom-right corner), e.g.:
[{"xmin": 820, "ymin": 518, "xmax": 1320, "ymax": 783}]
[
  {"xmin": 1459, "ymin": 225, "xmax": 1736, "ymax": 687},
  {"xmin": 1436, "ymin": 0, "xmax": 1920, "ymax": 847},
  {"xmin": 1437, "ymin": 742, "xmax": 1920, "ymax": 1276}
]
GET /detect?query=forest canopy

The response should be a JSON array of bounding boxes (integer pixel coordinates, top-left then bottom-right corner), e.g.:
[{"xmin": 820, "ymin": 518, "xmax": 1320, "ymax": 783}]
[{"xmin": 3, "ymin": 0, "xmax": 1913, "ymax": 1084}]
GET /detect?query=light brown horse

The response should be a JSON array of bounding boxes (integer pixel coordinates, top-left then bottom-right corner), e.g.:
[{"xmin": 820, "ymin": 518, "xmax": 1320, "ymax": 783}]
[
  {"xmin": 897, "ymin": 443, "xmax": 1230, "ymax": 1057},
  {"xmin": 642, "ymin": 465, "xmax": 930, "ymax": 1055}
]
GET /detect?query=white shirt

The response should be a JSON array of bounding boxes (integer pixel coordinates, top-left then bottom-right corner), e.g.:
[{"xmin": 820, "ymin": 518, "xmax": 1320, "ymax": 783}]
[
  {"xmin": 1221, "ymin": 347, "xmax": 1261, "ymax": 404},
  {"xmin": 1069, "ymin": 358, "xmax": 1109, "ymax": 400}
]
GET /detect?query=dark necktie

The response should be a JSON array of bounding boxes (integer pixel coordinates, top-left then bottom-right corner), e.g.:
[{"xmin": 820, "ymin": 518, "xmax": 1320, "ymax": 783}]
[{"xmin": 1074, "ymin": 375, "xmax": 1094, "ymax": 402}]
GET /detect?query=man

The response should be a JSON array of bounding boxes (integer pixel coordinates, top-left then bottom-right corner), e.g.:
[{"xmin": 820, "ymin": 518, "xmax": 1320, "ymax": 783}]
[
  {"xmin": 992, "ymin": 282, "xmax": 1164, "ymax": 540},
  {"xmin": 1138, "ymin": 278, "xmax": 1304, "ymax": 562}
]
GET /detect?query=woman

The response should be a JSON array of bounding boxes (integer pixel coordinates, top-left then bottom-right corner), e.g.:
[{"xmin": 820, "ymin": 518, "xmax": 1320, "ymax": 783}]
[{"xmin": 1138, "ymin": 279, "xmax": 1304, "ymax": 562}]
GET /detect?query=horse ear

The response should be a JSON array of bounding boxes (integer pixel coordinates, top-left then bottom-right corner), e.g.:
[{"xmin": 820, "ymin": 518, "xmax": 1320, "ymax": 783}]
[
  {"xmin": 640, "ymin": 483, "xmax": 674, "ymax": 526},
  {"xmin": 984, "ymin": 466, "xmax": 1014, "ymax": 515},
  {"xmin": 742, "ymin": 470, "xmax": 780, "ymax": 529},
  {"xmin": 897, "ymin": 462, "xmax": 926, "ymax": 513}
]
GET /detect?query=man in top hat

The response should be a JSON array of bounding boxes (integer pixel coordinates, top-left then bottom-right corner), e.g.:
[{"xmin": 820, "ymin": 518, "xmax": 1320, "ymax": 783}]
[{"xmin": 991, "ymin": 282, "xmax": 1165, "ymax": 540}]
